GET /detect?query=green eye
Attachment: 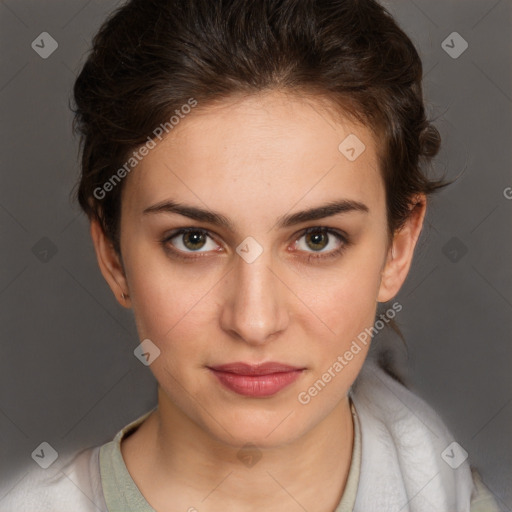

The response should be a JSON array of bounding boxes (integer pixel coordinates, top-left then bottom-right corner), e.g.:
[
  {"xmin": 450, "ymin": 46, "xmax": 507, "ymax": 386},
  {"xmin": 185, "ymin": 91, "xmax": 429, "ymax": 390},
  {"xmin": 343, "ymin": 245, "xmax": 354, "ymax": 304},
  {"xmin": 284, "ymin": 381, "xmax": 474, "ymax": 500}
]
[
  {"xmin": 161, "ymin": 226, "xmax": 350, "ymax": 262},
  {"xmin": 294, "ymin": 227, "xmax": 350, "ymax": 262}
]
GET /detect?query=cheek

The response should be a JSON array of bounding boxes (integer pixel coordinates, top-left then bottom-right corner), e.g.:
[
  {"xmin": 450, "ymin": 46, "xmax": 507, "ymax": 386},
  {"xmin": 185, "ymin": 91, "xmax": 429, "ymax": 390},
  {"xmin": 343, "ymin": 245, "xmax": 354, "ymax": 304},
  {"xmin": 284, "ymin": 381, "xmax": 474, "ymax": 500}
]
[
  {"xmin": 123, "ymin": 241, "xmax": 184, "ymax": 338},
  {"xmin": 293, "ymin": 255, "xmax": 383, "ymax": 408},
  {"xmin": 299, "ymin": 247, "xmax": 384, "ymax": 348},
  {"xmin": 130, "ymin": 271, "xmax": 209, "ymax": 343},
  {"xmin": 125, "ymin": 243, "xmax": 221, "ymax": 354}
]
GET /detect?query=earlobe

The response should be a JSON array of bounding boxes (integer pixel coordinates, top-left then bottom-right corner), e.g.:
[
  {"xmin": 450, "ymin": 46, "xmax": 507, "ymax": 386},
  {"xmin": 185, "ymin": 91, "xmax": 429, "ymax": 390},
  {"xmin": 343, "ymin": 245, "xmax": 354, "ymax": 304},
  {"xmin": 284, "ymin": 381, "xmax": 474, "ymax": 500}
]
[
  {"xmin": 377, "ymin": 195, "xmax": 427, "ymax": 303},
  {"xmin": 89, "ymin": 219, "xmax": 131, "ymax": 308}
]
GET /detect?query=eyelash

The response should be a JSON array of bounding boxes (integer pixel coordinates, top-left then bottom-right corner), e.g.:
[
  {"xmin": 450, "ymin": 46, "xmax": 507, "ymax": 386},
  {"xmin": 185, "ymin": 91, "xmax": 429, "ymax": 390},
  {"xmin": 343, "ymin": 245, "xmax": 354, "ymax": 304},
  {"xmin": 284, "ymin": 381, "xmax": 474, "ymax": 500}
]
[{"xmin": 160, "ymin": 226, "xmax": 351, "ymax": 263}]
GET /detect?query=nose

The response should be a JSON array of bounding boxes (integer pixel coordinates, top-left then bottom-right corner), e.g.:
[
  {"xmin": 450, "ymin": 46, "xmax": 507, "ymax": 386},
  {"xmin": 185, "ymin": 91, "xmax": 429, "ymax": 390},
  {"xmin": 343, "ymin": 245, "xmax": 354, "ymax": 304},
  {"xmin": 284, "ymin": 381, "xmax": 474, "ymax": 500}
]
[{"xmin": 219, "ymin": 245, "xmax": 289, "ymax": 346}]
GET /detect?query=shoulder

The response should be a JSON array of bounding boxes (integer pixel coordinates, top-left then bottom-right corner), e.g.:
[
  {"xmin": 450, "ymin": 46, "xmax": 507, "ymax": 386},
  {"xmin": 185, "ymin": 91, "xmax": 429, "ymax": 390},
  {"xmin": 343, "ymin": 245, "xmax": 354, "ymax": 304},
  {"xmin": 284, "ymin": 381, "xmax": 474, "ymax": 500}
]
[
  {"xmin": 0, "ymin": 446, "xmax": 107, "ymax": 512},
  {"xmin": 470, "ymin": 468, "xmax": 502, "ymax": 512}
]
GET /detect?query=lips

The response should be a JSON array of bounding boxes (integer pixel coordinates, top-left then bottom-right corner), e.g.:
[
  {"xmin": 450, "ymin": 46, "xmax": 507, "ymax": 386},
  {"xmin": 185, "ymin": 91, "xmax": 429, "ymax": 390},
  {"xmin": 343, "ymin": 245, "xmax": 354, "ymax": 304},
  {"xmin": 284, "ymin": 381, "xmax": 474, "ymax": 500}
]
[
  {"xmin": 209, "ymin": 362, "xmax": 303, "ymax": 375},
  {"xmin": 207, "ymin": 362, "xmax": 305, "ymax": 397}
]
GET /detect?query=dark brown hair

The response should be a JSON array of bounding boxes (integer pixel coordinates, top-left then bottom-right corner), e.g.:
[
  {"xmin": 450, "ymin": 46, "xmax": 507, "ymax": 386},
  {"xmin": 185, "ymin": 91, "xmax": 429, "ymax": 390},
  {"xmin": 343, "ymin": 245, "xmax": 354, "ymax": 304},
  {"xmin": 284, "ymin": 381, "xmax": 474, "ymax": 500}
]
[{"xmin": 72, "ymin": 0, "xmax": 453, "ymax": 356}]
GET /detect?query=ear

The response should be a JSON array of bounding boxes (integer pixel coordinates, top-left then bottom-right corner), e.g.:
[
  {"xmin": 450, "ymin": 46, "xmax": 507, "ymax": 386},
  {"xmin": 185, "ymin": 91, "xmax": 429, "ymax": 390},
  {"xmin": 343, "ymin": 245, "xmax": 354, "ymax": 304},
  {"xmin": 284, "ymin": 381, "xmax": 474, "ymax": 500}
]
[
  {"xmin": 89, "ymin": 219, "xmax": 131, "ymax": 308},
  {"xmin": 377, "ymin": 194, "xmax": 427, "ymax": 303}
]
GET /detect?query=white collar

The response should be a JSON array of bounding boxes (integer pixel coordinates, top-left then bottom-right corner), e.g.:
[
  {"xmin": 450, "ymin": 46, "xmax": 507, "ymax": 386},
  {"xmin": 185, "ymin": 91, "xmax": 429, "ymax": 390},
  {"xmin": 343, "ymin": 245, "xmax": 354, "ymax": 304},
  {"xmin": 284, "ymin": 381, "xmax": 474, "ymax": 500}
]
[{"xmin": 350, "ymin": 357, "xmax": 474, "ymax": 511}]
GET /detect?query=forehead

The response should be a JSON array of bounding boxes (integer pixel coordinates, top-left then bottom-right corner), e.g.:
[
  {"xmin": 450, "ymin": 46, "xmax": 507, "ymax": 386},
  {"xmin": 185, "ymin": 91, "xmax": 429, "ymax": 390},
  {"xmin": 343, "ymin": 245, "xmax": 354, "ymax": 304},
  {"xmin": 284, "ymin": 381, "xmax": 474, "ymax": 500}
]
[{"xmin": 123, "ymin": 91, "xmax": 384, "ymax": 218}]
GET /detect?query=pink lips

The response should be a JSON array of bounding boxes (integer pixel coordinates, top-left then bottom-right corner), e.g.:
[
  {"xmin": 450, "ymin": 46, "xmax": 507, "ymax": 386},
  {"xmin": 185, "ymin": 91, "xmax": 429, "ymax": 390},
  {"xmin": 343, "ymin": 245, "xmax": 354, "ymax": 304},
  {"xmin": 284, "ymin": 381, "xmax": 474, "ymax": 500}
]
[{"xmin": 208, "ymin": 362, "xmax": 305, "ymax": 397}]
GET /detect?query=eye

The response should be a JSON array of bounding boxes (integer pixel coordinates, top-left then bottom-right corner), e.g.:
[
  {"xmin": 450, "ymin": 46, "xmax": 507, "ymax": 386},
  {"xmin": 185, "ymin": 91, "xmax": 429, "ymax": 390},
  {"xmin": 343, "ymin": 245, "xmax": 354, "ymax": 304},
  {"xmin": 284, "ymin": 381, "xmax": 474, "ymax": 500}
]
[
  {"xmin": 292, "ymin": 226, "xmax": 349, "ymax": 261},
  {"xmin": 162, "ymin": 228, "xmax": 220, "ymax": 258},
  {"xmin": 161, "ymin": 226, "xmax": 350, "ymax": 262}
]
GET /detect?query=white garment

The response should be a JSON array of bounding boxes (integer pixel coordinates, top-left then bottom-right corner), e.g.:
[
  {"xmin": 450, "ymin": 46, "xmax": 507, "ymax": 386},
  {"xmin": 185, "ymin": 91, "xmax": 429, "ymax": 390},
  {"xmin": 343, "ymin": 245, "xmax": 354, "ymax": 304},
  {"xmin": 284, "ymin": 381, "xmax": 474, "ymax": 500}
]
[
  {"xmin": 350, "ymin": 358, "xmax": 474, "ymax": 511},
  {"xmin": 0, "ymin": 357, "xmax": 498, "ymax": 511}
]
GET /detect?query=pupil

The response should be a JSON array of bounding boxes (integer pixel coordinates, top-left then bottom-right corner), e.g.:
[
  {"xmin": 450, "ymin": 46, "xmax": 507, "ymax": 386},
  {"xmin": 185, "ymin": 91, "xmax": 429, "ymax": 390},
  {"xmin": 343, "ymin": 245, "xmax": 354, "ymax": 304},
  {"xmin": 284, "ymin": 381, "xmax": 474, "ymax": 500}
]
[
  {"xmin": 185, "ymin": 231, "xmax": 205, "ymax": 250},
  {"xmin": 308, "ymin": 231, "xmax": 326, "ymax": 251}
]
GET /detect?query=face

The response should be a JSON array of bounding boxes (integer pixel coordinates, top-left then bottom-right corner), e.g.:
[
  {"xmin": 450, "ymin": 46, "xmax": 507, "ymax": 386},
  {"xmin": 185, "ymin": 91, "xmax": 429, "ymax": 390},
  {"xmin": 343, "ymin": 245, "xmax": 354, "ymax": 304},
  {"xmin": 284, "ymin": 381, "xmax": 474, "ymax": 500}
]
[{"xmin": 92, "ymin": 90, "xmax": 424, "ymax": 448}]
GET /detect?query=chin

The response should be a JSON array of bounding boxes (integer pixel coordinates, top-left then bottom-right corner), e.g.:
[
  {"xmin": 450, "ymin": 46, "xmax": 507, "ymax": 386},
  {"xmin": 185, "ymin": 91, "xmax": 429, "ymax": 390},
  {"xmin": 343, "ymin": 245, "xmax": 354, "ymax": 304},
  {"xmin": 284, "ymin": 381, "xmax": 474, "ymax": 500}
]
[{"xmin": 201, "ymin": 406, "xmax": 311, "ymax": 449}]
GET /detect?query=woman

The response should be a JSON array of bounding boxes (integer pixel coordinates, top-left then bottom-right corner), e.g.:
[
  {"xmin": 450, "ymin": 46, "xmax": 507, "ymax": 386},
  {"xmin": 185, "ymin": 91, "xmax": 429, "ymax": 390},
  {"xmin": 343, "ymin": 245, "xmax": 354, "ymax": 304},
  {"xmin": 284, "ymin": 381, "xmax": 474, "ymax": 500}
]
[{"xmin": 1, "ymin": 0, "xmax": 501, "ymax": 510}]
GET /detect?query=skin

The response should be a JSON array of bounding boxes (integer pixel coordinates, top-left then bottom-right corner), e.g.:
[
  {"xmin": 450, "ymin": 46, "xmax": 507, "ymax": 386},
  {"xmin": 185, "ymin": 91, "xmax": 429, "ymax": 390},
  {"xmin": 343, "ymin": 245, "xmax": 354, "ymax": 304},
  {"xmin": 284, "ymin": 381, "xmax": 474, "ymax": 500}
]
[{"xmin": 90, "ymin": 90, "xmax": 426, "ymax": 512}]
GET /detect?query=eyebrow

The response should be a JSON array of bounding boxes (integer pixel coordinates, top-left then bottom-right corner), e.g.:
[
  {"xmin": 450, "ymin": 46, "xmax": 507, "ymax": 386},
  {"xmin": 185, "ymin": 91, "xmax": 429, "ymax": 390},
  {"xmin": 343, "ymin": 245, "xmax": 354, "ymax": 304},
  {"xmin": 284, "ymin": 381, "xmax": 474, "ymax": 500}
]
[{"xmin": 142, "ymin": 198, "xmax": 369, "ymax": 230}]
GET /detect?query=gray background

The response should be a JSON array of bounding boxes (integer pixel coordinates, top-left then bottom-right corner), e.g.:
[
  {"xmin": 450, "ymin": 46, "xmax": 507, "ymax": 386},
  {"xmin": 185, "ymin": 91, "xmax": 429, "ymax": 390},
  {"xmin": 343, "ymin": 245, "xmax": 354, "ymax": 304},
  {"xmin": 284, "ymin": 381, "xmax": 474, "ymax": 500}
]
[{"xmin": 0, "ymin": 0, "xmax": 511, "ymax": 508}]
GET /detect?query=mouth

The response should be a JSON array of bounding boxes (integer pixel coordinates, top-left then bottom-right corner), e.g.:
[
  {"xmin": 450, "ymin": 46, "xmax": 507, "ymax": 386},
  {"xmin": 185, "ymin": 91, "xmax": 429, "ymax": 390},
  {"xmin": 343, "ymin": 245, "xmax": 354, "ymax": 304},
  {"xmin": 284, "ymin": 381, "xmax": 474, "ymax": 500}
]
[{"xmin": 207, "ymin": 362, "xmax": 306, "ymax": 397}]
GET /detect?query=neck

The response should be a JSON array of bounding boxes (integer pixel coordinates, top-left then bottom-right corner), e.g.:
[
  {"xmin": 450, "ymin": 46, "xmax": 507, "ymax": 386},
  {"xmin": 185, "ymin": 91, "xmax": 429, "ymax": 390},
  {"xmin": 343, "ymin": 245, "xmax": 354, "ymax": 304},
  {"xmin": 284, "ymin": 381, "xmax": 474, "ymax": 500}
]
[{"xmin": 121, "ymin": 388, "xmax": 355, "ymax": 512}]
